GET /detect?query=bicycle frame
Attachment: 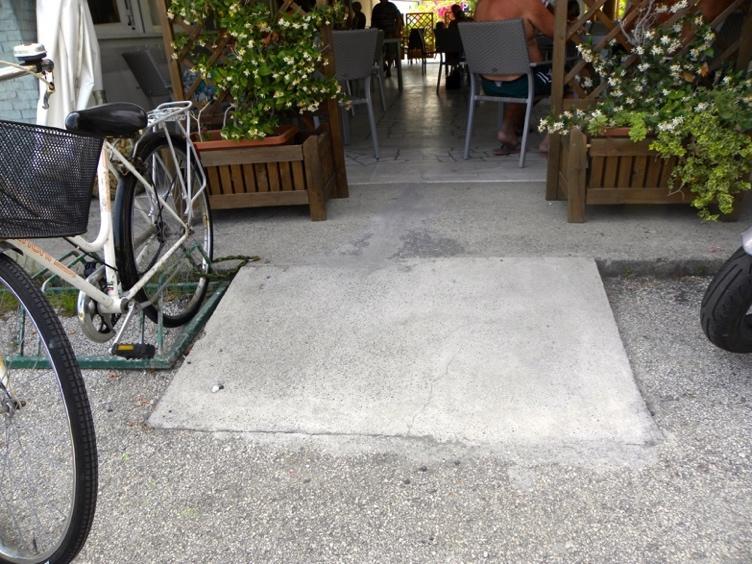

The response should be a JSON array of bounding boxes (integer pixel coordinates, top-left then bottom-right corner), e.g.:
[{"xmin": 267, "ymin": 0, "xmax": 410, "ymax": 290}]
[{"xmin": 4, "ymin": 102, "xmax": 208, "ymax": 318}]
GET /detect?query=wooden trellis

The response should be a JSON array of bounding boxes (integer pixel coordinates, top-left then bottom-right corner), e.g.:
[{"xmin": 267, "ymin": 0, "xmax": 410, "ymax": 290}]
[
  {"xmin": 546, "ymin": 0, "xmax": 752, "ymax": 213},
  {"xmin": 405, "ymin": 12, "xmax": 435, "ymax": 56},
  {"xmin": 156, "ymin": 0, "xmax": 349, "ymax": 203}
]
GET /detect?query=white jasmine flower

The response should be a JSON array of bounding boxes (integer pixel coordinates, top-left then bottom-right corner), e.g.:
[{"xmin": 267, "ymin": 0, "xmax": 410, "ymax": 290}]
[{"xmin": 670, "ymin": 0, "xmax": 688, "ymax": 13}]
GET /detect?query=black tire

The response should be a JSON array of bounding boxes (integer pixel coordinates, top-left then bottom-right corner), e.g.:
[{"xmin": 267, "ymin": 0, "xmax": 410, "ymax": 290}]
[
  {"xmin": 0, "ymin": 254, "xmax": 97, "ymax": 564},
  {"xmin": 115, "ymin": 132, "xmax": 213, "ymax": 327},
  {"xmin": 701, "ymin": 246, "xmax": 752, "ymax": 353}
]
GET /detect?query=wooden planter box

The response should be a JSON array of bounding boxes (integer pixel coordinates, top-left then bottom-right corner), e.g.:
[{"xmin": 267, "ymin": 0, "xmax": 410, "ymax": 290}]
[
  {"xmin": 561, "ymin": 128, "xmax": 684, "ymax": 223},
  {"xmin": 198, "ymin": 128, "xmax": 337, "ymax": 221}
]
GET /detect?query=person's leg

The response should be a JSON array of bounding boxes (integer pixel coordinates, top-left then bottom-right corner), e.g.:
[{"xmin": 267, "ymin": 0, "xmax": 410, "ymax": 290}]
[
  {"xmin": 482, "ymin": 76, "xmax": 528, "ymax": 148},
  {"xmin": 498, "ymin": 105, "xmax": 523, "ymax": 146}
]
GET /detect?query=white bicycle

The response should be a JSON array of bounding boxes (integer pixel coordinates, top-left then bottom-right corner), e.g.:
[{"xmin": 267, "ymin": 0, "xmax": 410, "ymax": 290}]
[{"xmin": 0, "ymin": 44, "xmax": 212, "ymax": 563}]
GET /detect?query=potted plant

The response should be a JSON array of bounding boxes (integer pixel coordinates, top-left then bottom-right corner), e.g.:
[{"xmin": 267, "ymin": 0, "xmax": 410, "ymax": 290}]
[
  {"xmin": 162, "ymin": 0, "xmax": 348, "ymax": 219},
  {"xmin": 540, "ymin": 3, "xmax": 752, "ymax": 221}
]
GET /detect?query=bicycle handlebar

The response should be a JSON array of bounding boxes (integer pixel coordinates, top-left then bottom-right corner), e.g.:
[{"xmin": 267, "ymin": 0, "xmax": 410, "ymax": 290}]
[{"xmin": 0, "ymin": 44, "xmax": 55, "ymax": 109}]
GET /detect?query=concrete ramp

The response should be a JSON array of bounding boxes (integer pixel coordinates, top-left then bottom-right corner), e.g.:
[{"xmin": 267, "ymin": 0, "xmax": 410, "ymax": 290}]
[{"xmin": 150, "ymin": 258, "xmax": 658, "ymax": 451}]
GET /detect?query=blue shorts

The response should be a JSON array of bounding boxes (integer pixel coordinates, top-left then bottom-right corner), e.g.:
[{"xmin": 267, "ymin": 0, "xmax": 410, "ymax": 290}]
[{"xmin": 482, "ymin": 70, "xmax": 552, "ymax": 98}]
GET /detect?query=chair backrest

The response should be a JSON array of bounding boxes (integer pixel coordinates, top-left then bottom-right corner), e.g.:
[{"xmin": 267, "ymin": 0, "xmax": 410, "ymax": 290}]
[
  {"xmin": 332, "ymin": 29, "xmax": 379, "ymax": 81},
  {"xmin": 434, "ymin": 27, "xmax": 445, "ymax": 52},
  {"xmin": 122, "ymin": 50, "xmax": 171, "ymax": 97},
  {"xmin": 457, "ymin": 20, "xmax": 530, "ymax": 76},
  {"xmin": 437, "ymin": 26, "xmax": 463, "ymax": 54},
  {"xmin": 407, "ymin": 28, "xmax": 425, "ymax": 49}
]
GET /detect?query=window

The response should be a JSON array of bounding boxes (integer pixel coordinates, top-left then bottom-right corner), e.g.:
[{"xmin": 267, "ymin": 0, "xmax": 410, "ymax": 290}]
[{"xmin": 88, "ymin": 0, "xmax": 122, "ymax": 24}]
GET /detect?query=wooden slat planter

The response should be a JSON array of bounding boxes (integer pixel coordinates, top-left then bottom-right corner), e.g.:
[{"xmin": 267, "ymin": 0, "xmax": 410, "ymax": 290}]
[
  {"xmin": 157, "ymin": 0, "xmax": 349, "ymax": 220},
  {"xmin": 545, "ymin": 0, "xmax": 752, "ymax": 213},
  {"xmin": 562, "ymin": 128, "xmax": 688, "ymax": 222},
  {"xmin": 198, "ymin": 129, "xmax": 337, "ymax": 221}
]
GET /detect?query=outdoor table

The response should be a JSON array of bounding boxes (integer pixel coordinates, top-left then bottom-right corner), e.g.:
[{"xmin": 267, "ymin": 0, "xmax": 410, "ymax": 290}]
[{"xmin": 383, "ymin": 37, "xmax": 403, "ymax": 92}]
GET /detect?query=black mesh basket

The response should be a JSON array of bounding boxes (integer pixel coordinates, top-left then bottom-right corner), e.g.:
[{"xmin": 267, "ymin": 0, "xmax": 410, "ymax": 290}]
[{"xmin": 0, "ymin": 120, "xmax": 103, "ymax": 239}]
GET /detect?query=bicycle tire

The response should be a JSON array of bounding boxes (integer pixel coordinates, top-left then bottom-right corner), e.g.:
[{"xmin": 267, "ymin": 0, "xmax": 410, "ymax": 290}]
[
  {"xmin": 115, "ymin": 132, "xmax": 214, "ymax": 327},
  {"xmin": 0, "ymin": 253, "xmax": 97, "ymax": 564},
  {"xmin": 700, "ymin": 246, "xmax": 752, "ymax": 353}
]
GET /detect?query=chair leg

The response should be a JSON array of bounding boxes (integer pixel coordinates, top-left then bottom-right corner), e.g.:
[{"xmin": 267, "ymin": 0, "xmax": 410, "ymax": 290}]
[
  {"xmin": 346, "ymin": 81, "xmax": 355, "ymax": 117},
  {"xmin": 519, "ymin": 77, "xmax": 535, "ymax": 168},
  {"xmin": 377, "ymin": 71, "xmax": 386, "ymax": 112},
  {"xmin": 436, "ymin": 54, "xmax": 443, "ymax": 94},
  {"xmin": 364, "ymin": 77, "xmax": 379, "ymax": 160},
  {"xmin": 340, "ymin": 103, "xmax": 351, "ymax": 145},
  {"xmin": 463, "ymin": 74, "xmax": 477, "ymax": 159},
  {"xmin": 518, "ymin": 102, "xmax": 532, "ymax": 168}
]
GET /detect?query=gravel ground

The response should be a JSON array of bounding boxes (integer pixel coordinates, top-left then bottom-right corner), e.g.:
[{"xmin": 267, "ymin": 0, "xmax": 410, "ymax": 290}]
[{"xmin": 55, "ymin": 275, "xmax": 752, "ymax": 562}]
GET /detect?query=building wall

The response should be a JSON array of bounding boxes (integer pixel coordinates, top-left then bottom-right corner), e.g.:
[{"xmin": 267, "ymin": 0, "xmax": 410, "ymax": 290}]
[
  {"xmin": 0, "ymin": 0, "xmax": 38, "ymax": 122},
  {"xmin": 99, "ymin": 36, "xmax": 168, "ymax": 109}
]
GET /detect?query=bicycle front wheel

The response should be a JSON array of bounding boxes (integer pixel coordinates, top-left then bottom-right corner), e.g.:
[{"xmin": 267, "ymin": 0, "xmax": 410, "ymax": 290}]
[
  {"xmin": 0, "ymin": 254, "xmax": 97, "ymax": 564},
  {"xmin": 115, "ymin": 132, "xmax": 214, "ymax": 327}
]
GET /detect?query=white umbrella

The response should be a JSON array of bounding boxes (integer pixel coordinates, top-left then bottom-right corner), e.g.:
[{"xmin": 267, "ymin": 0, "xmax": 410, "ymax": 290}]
[{"xmin": 36, "ymin": 0, "xmax": 103, "ymax": 128}]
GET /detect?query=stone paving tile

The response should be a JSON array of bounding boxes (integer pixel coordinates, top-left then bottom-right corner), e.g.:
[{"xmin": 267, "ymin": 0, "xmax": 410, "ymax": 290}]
[{"xmin": 342, "ymin": 63, "xmax": 550, "ymax": 184}]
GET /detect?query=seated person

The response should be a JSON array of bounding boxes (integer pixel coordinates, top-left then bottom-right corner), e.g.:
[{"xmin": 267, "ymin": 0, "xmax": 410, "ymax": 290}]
[
  {"xmin": 371, "ymin": 0, "xmax": 403, "ymax": 77},
  {"xmin": 448, "ymin": 3, "xmax": 470, "ymax": 29},
  {"xmin": 351, "ymin": 1, "xmax": 366, "ymax": 29},
  {"xmin": 474, "ymin": 0, "xmax": 554, "ymax": 155}
]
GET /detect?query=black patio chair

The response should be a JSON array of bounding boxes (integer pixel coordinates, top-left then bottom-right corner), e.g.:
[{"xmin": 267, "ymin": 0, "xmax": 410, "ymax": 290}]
[{"xmin": 435, "ymin": 26, "xmax": 464, "ymax": 95}]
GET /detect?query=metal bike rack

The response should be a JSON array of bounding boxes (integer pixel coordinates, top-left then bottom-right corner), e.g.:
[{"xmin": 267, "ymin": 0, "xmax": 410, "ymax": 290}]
[{"xmin": 8, "ymin": 254, "xmax": 253, "ymax": 370}]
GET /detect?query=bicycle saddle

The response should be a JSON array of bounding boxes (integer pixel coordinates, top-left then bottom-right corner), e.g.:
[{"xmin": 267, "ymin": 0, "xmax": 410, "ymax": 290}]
[{"xmin": 65, "ymin": 103, "xmax": 147, "ymax": 138}]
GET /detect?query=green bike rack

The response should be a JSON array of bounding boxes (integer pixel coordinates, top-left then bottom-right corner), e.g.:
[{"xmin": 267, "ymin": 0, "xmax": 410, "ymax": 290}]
[{"xmin": 7, "ymin": 255, "xmax": 253, "ymax": 371}]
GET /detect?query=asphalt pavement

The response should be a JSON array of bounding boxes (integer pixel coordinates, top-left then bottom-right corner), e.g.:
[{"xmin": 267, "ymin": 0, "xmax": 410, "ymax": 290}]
[{"xmin": 74, "ymin": 274, "xmax": 752, "ymax": 562}]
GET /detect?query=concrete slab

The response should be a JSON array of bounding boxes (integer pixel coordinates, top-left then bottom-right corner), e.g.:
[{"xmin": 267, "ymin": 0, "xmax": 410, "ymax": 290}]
[{"xmin": 150, "ymin": 257, "xmax": 659, "ymax": 452}]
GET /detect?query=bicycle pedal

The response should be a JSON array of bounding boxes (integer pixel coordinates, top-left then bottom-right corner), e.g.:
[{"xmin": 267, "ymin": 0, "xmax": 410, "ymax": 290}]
[{"xmin": 112, "ymin": 343, "xmax": 156, "ymax": 359}]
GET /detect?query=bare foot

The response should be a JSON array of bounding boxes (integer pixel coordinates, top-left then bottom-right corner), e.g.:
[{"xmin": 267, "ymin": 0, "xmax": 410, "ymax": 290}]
[
  {"xmin": 538, "ymin": 133, "xmax": 550, "ymax": 154},
  {"xmin": 496, "ymin": 130, "xmax": 518, "ymax": 146}
]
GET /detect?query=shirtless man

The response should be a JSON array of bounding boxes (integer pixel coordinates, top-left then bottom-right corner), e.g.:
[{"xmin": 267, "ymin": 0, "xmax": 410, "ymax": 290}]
[{"xmin": 474, "ymin": 0, "xmax": 555, "ymax": 154}]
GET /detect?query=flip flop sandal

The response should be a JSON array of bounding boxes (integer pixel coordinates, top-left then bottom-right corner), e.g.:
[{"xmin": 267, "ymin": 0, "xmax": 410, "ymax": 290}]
[{"xmin": 493, "ymin": 143, "xmax": 521, "ymax": 156}]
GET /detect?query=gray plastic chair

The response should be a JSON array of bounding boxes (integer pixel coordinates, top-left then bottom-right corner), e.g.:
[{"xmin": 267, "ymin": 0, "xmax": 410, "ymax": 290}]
[
  {"xmin": 458, "ymin": 19, "xmax": 543, "ymax": 167},
  {"xmin": 333, "ymin": 29, "xmax": 380, "ymax": 159}
]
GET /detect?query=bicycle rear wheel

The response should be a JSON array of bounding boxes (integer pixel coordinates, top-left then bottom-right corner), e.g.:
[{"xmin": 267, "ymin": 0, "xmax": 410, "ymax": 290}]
[
  {"xmin": 0, "ymin": 254, "xmax": 97, "ymax": 564},
  {"xmin": 115, "ymin": 132, "xmax": 213, "ymax": 327}
]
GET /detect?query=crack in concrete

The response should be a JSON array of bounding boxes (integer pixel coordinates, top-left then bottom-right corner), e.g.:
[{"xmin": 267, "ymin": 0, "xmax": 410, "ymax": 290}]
[{"xmin": 405, "ymin": 325, "xmax": 470, "ymax": 436}]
